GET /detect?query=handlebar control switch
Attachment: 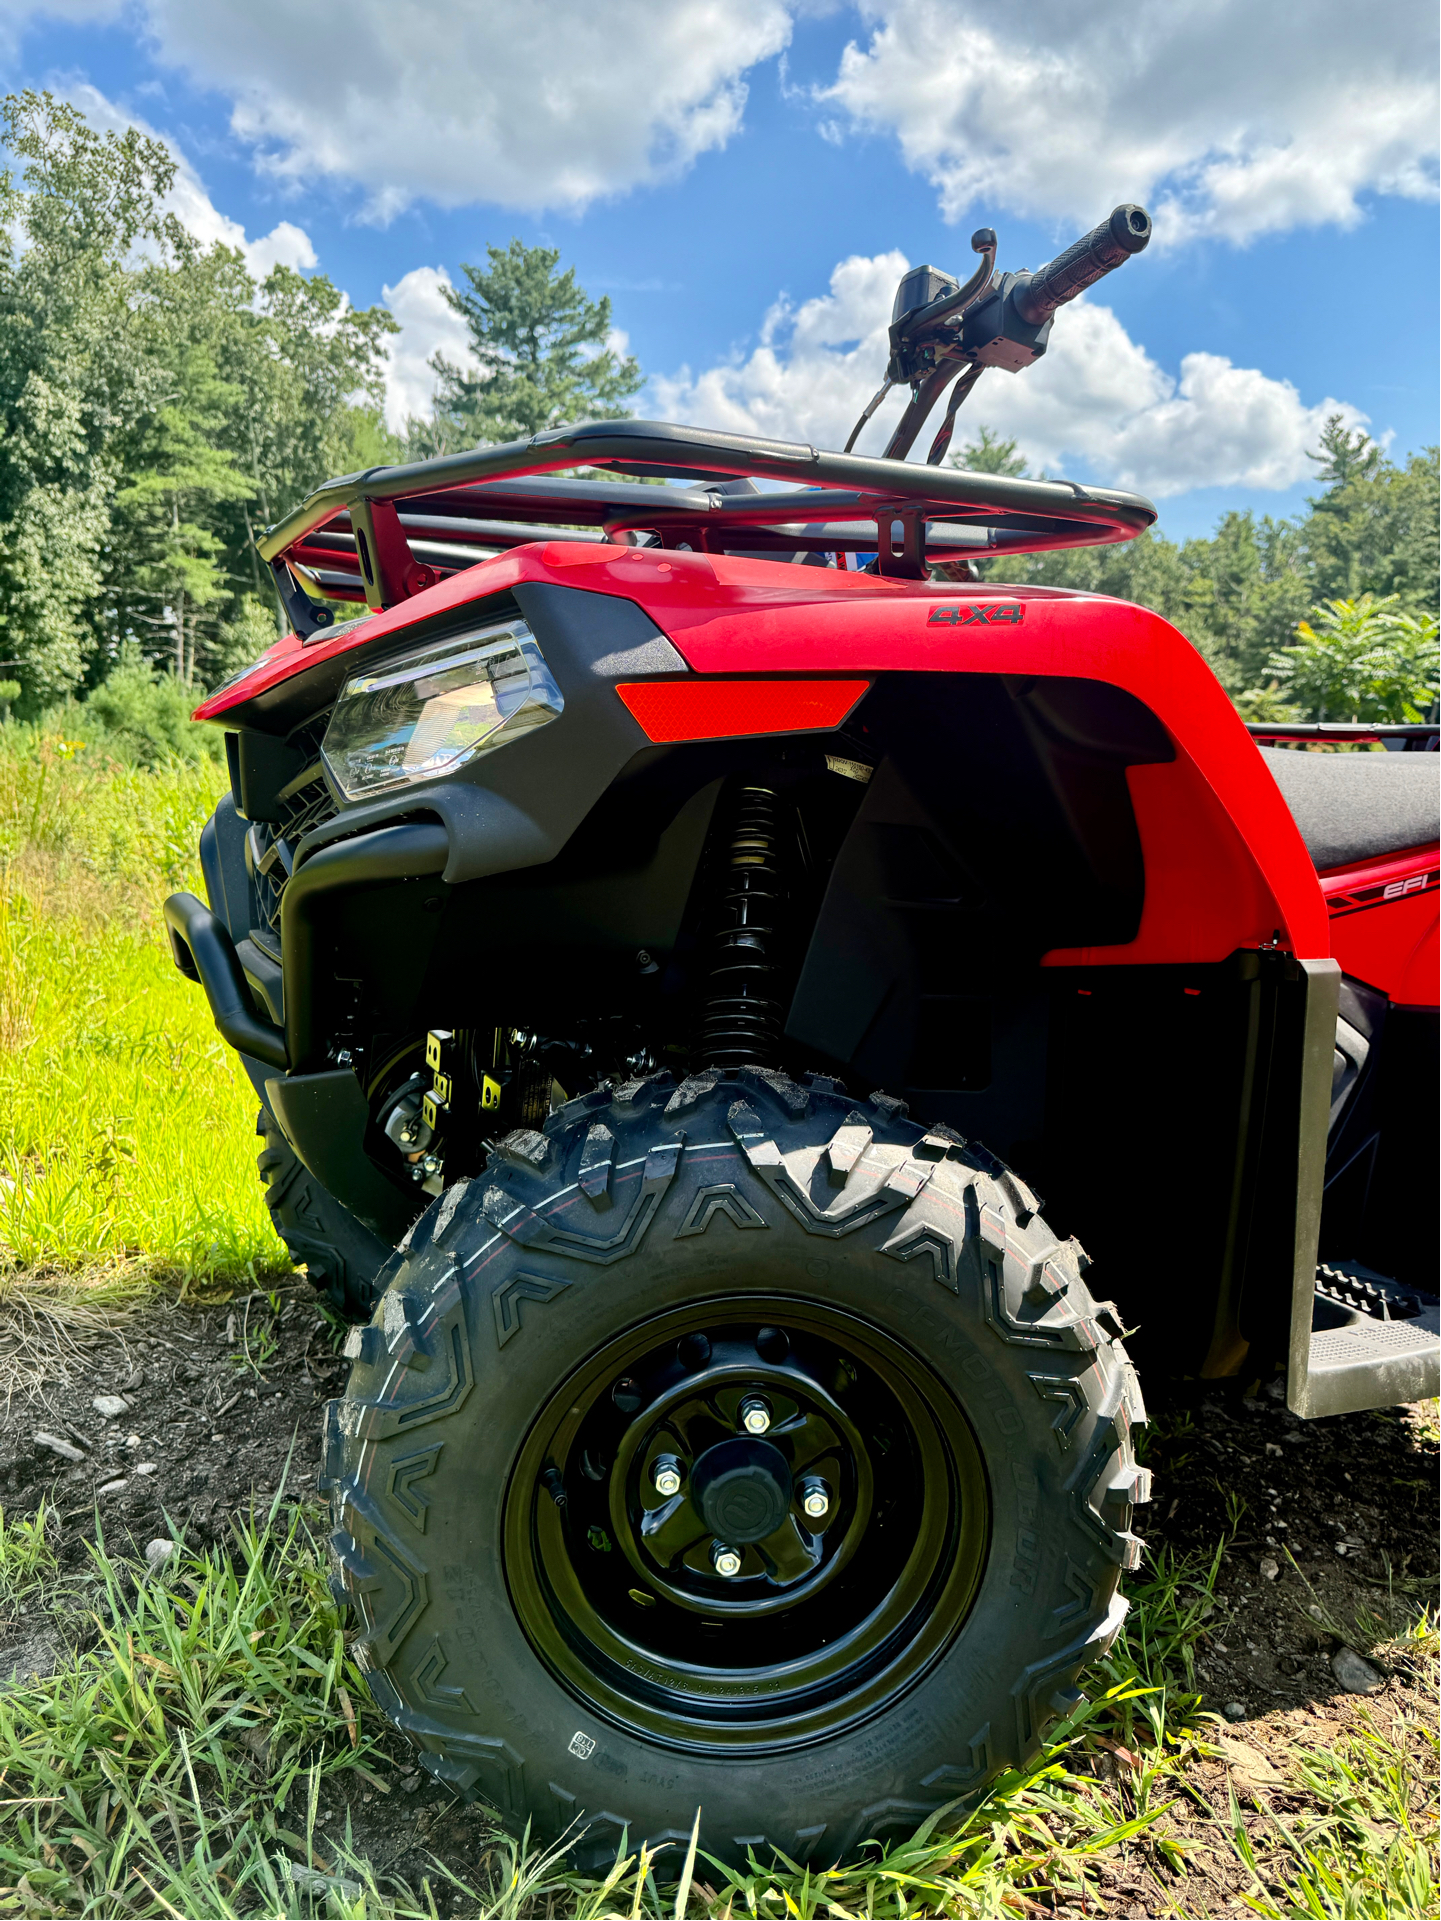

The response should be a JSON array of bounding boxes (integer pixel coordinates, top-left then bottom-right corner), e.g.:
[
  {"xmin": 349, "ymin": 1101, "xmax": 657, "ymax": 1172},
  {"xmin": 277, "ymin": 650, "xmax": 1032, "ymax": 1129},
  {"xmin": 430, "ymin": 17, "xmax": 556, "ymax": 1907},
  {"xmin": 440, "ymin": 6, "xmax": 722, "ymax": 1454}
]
[{"xmin": 960, "ymin": 273, "xmax": 1056, "ymax": 373}]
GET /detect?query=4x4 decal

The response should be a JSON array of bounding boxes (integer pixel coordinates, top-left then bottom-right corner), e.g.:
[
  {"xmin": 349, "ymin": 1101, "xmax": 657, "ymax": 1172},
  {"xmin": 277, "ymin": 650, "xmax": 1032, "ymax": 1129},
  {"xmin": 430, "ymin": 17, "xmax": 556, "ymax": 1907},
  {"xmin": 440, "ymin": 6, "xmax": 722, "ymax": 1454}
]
[{"xmin": 927, "ymin": 603, "xmax": 1024, "ymax": 626}]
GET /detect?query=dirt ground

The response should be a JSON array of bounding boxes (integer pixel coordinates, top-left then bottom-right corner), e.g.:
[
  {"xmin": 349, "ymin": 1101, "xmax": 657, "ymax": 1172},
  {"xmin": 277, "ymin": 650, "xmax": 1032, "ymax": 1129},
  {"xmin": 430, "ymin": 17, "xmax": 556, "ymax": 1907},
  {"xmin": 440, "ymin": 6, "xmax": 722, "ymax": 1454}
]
[{"xmin": 0, "ymin": 1276, "xmax": 1436, "ymax": 1911}]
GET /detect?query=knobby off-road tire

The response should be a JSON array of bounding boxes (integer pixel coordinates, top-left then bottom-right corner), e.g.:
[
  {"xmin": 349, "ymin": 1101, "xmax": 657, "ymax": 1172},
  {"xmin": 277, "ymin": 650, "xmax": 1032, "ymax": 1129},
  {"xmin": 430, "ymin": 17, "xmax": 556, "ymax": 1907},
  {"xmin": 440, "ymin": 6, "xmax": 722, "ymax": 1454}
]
[
  {"xmin": 256, "ymin": 1107, "xmax": 391, "ymax": 1321},
  {"xmin": 322, "ymin": 1069, "xmax": 1149, "ymax": 1871}
]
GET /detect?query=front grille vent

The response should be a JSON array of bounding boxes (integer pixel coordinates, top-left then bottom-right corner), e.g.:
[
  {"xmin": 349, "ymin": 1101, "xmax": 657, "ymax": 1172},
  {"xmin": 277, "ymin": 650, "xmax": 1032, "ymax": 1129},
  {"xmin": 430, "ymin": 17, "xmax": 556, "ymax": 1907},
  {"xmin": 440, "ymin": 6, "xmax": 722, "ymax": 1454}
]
[{"xmin": 247, "ymin": 736, "xmax": 339, "ymax": 955}]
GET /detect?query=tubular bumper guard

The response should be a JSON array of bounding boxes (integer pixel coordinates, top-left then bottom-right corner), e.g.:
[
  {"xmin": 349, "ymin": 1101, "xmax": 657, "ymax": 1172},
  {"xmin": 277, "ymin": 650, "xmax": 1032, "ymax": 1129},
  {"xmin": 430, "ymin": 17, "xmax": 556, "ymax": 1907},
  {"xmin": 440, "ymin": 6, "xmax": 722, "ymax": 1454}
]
[{"xmin": 163, "ymin": 892, "xmax": 289, "ymax": 1072}]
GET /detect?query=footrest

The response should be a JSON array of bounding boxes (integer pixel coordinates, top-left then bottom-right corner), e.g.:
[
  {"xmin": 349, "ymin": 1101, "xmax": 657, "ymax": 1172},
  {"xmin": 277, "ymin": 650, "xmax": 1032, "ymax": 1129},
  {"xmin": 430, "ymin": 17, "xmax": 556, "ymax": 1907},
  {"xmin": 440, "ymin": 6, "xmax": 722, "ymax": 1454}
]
[{"xmin": 1289, "ymin": 1263, "xmax": 1439, "ymax": 1419}]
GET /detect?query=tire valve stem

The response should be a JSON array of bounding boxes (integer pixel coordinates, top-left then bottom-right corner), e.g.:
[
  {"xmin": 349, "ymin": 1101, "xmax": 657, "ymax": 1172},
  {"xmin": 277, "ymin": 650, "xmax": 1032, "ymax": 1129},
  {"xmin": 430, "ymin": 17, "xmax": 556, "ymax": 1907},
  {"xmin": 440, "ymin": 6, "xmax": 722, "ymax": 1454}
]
[{"xmin": 540, "ymin": 1466, "xmax": 567, "ymax": 1509}]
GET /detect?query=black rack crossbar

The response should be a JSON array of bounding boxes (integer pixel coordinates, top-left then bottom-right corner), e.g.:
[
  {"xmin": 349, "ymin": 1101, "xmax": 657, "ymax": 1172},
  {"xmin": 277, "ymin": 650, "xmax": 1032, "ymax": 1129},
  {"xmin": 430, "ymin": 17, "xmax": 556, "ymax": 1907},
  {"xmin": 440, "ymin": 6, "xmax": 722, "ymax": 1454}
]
[
  {"xmin": 1247, "ymin": 722, "xmax": 1440, "ymax": 742},
  {"xmin": 259, "ymin": 418, "xmax": 1156, "ymax": 595}
]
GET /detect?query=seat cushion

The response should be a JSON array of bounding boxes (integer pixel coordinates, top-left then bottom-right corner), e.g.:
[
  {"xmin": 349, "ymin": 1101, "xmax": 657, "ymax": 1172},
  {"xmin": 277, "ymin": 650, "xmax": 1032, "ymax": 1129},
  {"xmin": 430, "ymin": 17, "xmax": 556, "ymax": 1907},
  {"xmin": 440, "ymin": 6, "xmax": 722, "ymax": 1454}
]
[{"xmin": 1259, "ymin": 746, "xmax": 1440, "ymax": 871}]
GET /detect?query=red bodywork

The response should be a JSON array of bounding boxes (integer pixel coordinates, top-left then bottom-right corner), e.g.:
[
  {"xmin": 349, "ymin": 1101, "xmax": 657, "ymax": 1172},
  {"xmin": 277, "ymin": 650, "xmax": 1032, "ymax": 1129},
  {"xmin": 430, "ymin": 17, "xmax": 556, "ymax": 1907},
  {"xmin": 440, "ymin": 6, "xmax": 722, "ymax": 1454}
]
[
  {"xmin": 199, "ymin": 539, "xmax": 1355, "ymax": 973},
  {"xmin": 1321, "ymin": 846, "xmax": 1439, "ymax": 1008}
]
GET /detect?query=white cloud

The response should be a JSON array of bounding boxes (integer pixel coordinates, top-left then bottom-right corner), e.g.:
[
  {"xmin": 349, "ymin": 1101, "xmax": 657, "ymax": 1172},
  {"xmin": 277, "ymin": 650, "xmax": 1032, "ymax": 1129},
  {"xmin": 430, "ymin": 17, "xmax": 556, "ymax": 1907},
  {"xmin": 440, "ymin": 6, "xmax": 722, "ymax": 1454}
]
[
  {"xmin": 823, "ymin": 0, "xmax": 1439, "ymax": 243},
  {"xmin": 381, "ymin": 265, "xmax": 476, "ymax": 430},
  {"xmin": 92, "ymin": 0, "xmax": 794, "ymax": 220},
  {"xmin": 652, "ymin": 251, "xmax": 1367, "ymax": 499},
  {"xmin": 0, "ymin": 0, "xmax": 119, "ymax": 60},
  {"xmin": 15, "ymin": 1, "xmax": 1431, "ymax": 246},
  {"xmin": 653, "ymin": 250, "xmax": 911, "ymax": 454},
  {"xmin": 64, "ymin": 84, "xmax": 319, "ymax": 279}
]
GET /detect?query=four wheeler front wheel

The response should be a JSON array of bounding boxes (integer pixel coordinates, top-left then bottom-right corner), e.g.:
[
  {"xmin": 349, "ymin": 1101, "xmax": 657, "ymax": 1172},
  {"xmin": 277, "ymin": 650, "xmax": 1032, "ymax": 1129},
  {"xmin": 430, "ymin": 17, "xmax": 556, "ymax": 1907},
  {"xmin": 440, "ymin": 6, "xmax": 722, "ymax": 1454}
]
[{"xmin": 323, "ymin": 1069, "xmax": 1149, "ymax": 1870}]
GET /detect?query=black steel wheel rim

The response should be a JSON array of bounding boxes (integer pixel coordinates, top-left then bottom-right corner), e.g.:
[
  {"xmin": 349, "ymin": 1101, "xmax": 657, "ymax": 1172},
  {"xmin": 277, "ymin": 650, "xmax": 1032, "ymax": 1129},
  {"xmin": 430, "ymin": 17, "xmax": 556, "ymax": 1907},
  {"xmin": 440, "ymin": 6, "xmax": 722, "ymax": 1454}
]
[{"xmin": 503, "ymin": 1297, "xmax": 991, "ymax": 1751}]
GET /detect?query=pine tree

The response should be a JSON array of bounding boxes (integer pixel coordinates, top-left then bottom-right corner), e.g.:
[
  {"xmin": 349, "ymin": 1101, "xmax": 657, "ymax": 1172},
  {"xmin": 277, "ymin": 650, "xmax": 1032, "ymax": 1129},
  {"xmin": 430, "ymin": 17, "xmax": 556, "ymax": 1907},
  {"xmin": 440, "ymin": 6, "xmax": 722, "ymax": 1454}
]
[{"xmin": 426, "ymin": 239, "xmax": 643, "ymax": 448}]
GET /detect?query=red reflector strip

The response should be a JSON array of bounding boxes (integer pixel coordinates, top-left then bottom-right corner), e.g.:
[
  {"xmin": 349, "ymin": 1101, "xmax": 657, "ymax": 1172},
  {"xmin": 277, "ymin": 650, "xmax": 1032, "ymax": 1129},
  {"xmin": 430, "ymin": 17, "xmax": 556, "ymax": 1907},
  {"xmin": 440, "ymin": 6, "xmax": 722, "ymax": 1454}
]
[{"xmin": 616, "ymin": 678, "xmax": 870, "ymax": 743}]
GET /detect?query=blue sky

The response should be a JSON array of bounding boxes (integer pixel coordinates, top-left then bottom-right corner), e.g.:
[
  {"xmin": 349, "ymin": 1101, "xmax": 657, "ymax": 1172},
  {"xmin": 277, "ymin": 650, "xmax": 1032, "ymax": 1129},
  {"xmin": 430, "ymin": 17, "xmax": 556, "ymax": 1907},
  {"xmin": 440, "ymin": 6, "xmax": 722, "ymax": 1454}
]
[{"xmin": 3, "ymin": 0, "xmax": 1436, "ymax": 539}]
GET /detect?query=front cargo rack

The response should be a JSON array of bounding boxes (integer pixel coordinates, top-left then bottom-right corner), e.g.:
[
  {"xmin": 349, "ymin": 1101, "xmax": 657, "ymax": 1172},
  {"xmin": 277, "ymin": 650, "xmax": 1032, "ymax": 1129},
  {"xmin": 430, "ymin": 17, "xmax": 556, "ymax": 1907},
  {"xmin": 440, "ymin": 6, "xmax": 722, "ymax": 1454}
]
[{"xmin": 257, "ymin": 418, "xmax": 1158, "ymax": 631}]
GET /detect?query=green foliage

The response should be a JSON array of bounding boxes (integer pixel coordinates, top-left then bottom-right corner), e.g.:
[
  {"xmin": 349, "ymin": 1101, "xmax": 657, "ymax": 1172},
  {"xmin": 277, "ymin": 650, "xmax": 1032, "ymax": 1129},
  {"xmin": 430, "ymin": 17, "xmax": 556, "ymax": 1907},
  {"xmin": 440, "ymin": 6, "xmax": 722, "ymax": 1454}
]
[
  {"xmin": 0, "ymin": 1498, "xmax": 56, "ymax": 1610},
  {"xmin": 0, "ymin": 89, "xmax": 397, "ymax": 710},
  {"xmin": 63, "ymin": 642, "xmax": 223, "ymax": 767},
  {"xmin": 1306, "ymin": 417, "xmax": 1440, "ymax": 610},
  {"xmin": 0, "ymin": 737, "xmax": 279, "ymax": 1280},
  {"xmin": 1261, "ymin": 594, "xmax": 1440, "ymax": 722},
  {"xmin": 953, "ymin": 426, "xmax": 1028, "ymax": 476},
  {"xmin": 422, "ymin": 237, "xmax": 643, "ymax": 452},
  {"xmin": 979, "ymin": 414, "xmax": 1438, "ymax": 694},
  {"xmin": 0, "ymin": 1504, "xmax": 398, "ymax": 1919}
]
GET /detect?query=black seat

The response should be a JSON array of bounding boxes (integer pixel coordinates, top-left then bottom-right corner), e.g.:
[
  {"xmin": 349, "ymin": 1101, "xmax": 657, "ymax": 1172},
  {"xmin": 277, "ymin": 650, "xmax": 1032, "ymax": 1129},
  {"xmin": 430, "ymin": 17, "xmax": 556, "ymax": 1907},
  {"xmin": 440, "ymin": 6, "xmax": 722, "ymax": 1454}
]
[{"xmin": 1259, "ymin": 746, "xmax": 1440, "ymax": 872}]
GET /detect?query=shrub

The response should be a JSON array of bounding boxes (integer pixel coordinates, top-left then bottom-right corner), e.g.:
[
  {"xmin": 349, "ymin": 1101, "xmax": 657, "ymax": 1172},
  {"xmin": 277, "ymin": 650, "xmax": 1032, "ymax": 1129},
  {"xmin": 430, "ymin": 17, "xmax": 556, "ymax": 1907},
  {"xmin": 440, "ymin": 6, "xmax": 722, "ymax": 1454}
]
[{"xmin": 69, "ymin": 643, "xmax": 223, "ymax": 767}]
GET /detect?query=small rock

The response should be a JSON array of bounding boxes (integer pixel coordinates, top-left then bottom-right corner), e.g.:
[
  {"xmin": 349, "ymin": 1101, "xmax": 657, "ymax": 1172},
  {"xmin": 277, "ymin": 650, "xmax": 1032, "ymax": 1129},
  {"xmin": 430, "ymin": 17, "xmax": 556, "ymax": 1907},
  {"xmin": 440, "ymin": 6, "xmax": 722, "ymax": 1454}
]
[
  {"xmin": 144, "ymin": 1538, "xmax": 176, "ymax": 1571},
  {"xmin": 124, "ymin": 1433, "xmax": 142, "ymax": 1448},
  {"xmin": 96, "ymin": 1478, "xmax": 127, "ymax": 1496},
  {"xmin": 92, "ymin": 1395, "xmax": 130, "ymax": 1420},
  {"xmin": 1259, "ymin": 1557, "xmax": 1279, "ymax": 1581},
  {"xmin": 283, "ymin": 1862, "xmax": 362, "ymax": 1901},
  {"xmin": 1334, "ymin": 1543, "xmax": 1347, "ymax": 1556},
  {"xmin": 1265, "ymin": 1442, "xmax": 1283, "ymax": 1456},
  {"xmin": 34, "ymin": 1431, "xmax": 85, "ymax": 1464},
  {"xmin": 1307, "ymin": 1604, "xmax": 1325, "ymax": 1621},
  {"xmin": 1223, "ymin": 1701, "xmax": 1248, "ymax": 1722},
  {"xmin": 398, "ymin": 1770, "xmax": 423, "ymax": 1793},
  {"xmin": 1, "ymin": 1632, "xmax": 58, "ymax": 1694},
  {"xmin": 121, "ymin": 1366, "xmax": 145, "ymax": 1392},
  {"xmin": 134, "ymin": 1462, "xmax": 158, "ymax": 1476},
  {"xmin": 1215, "ymin": 1733, "xmax": 1282, "ymax": 1786},
  {"xmin": 1331, "ymin": 1646, "xmax": 1383, "ymax": 1695}
]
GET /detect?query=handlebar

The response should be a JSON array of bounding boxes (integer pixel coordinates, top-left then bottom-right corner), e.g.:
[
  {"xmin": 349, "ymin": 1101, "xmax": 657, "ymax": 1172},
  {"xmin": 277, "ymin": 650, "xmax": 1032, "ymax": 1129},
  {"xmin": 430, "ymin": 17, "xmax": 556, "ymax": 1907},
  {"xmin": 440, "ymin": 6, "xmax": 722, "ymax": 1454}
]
[{"xmin": 1011, "ymin": 204, "xmax": 1151, "ymax": 326}]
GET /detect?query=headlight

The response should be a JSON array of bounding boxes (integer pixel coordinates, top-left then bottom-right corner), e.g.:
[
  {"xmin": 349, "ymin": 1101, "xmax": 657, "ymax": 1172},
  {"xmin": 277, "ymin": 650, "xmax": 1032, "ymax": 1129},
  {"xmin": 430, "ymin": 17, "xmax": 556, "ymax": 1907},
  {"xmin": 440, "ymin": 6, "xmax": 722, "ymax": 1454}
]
[{"xmin": 321, "ymin": 618, "xmax": 563, "ymax": 800}]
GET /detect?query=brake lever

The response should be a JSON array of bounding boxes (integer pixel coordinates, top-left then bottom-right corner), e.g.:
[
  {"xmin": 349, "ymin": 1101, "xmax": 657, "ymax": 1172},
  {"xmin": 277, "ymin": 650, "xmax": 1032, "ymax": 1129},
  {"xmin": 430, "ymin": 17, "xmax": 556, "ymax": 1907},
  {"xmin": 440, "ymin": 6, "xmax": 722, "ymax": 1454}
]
[
  {"xmin": 844, "ymin": 229, "xmax": 998, "ymax": 458},
  {"xmin": 908, "ymin": 228, "xmax": 997, "ymax": 343}
]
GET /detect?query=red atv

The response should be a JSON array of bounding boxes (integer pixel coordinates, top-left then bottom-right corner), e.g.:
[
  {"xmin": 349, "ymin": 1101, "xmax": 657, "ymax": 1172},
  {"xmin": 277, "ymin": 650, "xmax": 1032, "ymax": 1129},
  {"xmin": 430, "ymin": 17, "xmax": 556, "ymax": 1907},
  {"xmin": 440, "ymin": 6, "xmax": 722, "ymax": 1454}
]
[{"xmin": 165, "ymin": 206, "xmax": 1438, "ymax": 1867}]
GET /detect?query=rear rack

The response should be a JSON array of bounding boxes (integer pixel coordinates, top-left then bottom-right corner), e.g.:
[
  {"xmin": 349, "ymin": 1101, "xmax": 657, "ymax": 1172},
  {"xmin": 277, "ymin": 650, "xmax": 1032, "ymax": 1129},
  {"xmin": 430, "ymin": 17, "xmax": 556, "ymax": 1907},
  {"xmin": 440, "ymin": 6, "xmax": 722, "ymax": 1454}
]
[
  {"xmin": 257, "ymin": 417, "xmax": 1157, "ymax": 625},
  {"xmin": 1248, "ymin": 722, "xmax": 1439, "ymax": 741},
  {"xmin": 1249, "ymin": 722, "xmax": 1439, "ymax": 749}
]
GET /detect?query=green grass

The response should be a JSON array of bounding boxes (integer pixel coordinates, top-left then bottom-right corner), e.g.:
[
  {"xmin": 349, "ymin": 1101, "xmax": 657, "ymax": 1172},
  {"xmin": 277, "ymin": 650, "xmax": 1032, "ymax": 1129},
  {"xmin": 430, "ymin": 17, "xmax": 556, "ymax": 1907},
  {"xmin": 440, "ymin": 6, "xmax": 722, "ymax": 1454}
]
[
  {"xmin": 0, "ymin": 1496, "xmax": 1429, "ymax": 1918},
  {"xmin": 0, "ymin": 728, "xmax": 283, "ymax": 1290}
]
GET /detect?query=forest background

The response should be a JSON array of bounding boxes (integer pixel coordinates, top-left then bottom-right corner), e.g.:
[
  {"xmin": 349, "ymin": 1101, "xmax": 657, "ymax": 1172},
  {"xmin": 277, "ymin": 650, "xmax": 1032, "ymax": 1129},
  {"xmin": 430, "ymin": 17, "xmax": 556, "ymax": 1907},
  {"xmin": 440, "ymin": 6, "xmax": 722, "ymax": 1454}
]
[{"xmin": 0, "ymin": 89, "xmax": 1436, "ymax": 763}]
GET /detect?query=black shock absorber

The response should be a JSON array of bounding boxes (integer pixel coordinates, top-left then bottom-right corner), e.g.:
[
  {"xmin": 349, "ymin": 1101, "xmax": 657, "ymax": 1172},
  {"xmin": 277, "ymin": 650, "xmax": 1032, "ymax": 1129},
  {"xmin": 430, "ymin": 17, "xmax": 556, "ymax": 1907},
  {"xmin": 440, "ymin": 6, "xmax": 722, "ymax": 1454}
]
[{"xmin": 699, "ymin": 784, "xmax": 788, "ymax": 1069}]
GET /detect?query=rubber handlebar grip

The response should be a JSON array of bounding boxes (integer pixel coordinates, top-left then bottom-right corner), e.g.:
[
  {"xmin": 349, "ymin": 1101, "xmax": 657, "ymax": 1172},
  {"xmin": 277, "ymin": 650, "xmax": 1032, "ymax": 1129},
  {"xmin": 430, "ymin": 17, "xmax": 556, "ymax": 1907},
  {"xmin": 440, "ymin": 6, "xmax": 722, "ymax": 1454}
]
[{"xmin": 1011, "ymin": 204, "xmax": 1151, "ymax": 326}]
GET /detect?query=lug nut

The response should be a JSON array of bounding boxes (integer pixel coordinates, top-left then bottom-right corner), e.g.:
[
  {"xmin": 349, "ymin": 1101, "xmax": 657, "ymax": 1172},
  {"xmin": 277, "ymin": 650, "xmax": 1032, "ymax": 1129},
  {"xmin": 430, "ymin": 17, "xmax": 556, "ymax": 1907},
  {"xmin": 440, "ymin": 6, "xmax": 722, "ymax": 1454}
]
[
  {"xmin": 651, "ymin": 1456, "xmax": 683, "ymax": 1498},
  {"xmin": 711, "ymin": 1543, "xmax": 743, "ymax": 1578},
  {"xmin": 800, "ymin": 1478, "xmax": 831, "ymax": 1522},
  {"xmin": 739, "ymin": 1395, "xmax": 772, "ymax": 1436}
]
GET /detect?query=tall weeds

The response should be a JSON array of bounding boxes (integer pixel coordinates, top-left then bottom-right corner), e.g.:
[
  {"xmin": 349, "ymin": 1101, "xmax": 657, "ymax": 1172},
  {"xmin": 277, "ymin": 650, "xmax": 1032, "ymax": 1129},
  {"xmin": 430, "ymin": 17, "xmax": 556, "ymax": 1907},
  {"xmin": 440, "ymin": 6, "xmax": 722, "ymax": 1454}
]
[{"xmin": 0, "ymin": 729, "xmax": 282, "ymax": 1288}]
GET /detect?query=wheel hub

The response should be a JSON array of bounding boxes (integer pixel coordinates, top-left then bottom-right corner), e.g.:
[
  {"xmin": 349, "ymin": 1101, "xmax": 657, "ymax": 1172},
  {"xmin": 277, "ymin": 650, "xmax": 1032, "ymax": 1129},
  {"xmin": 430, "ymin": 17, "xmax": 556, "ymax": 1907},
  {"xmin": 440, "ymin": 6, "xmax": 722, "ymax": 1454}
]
[
  {"xmin": 690, "ymin": 1436, "xmax": 792, "ymax": 1545},
  {"xmin": 503, "ymin": 1298, "xmax": 992, "ymax": 1751}
]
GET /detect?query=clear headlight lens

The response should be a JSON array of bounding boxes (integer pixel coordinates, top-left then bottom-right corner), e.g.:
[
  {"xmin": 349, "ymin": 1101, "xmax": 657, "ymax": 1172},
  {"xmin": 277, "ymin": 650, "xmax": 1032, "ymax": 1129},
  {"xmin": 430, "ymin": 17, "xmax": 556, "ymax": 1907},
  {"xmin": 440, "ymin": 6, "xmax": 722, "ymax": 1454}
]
[{"xmin": 321, "ymin": 618, "xmax": 563, "ymax": 800}]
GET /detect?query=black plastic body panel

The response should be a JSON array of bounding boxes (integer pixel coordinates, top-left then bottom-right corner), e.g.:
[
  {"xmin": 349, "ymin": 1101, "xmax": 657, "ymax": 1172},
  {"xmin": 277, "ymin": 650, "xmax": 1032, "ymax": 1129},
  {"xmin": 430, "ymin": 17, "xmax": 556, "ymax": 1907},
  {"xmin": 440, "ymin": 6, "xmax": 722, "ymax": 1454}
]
[
  {"xmin": 233, "ymin": 731, "xmax": 309, "ymax": 823},
  {"xmin": 787, "ymin": 674, "xmax": 1174, "ymax": 1160},
  {"xmin": 226, "ymin": 582, "xmax": 686, "ymax": 892},
  {"xmin": 200, "ymin": 797, "xmax": 252, "ymax": 938},
  {"xmin": 263, "ymin": 1069, "xmax": 416, "ymax": 1241},
  {"xmin": 1042, "ymin": 953, "xmax": 1338, "ymax": 1385}
]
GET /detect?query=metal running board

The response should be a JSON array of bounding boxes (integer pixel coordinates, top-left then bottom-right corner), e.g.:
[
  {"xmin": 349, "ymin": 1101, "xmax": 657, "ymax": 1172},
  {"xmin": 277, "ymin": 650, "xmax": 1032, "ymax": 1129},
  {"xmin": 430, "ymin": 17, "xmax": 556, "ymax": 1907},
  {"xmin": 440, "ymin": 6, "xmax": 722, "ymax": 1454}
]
[{"xmin": 1289, "ymin": 1261, "xmax": 1440, "ymax": 1419}]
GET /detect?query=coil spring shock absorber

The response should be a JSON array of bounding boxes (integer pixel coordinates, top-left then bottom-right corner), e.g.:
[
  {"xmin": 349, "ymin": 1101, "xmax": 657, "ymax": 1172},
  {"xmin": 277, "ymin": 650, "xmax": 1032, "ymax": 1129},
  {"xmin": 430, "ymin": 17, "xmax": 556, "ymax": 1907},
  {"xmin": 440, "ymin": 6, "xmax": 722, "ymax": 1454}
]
[{"xmin": 700, "ymin": 784, "xmax": 787, "ymax": 1069}]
